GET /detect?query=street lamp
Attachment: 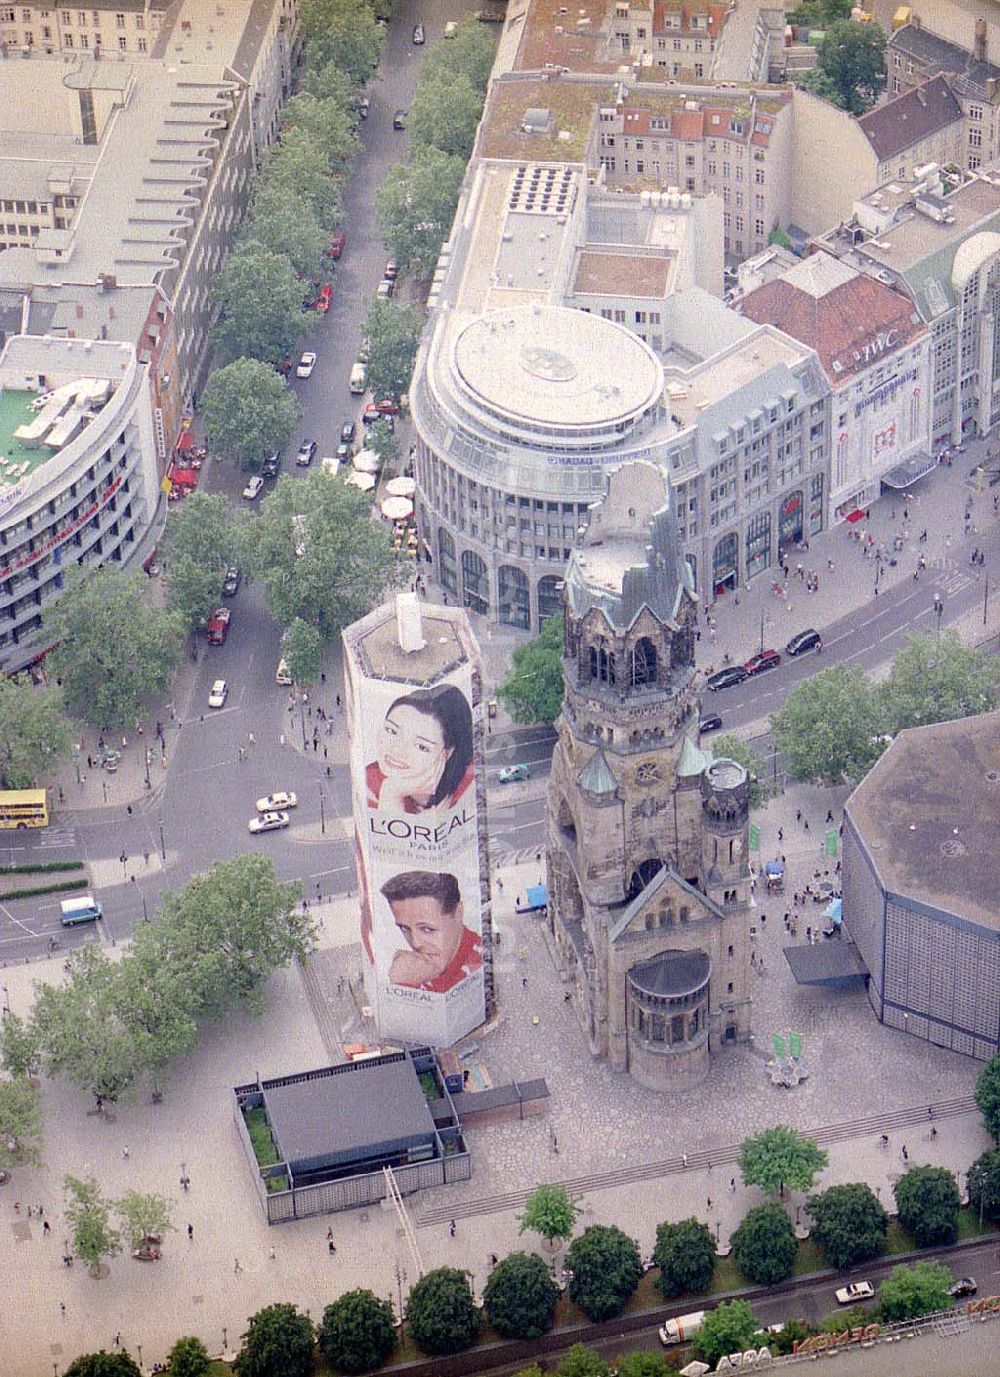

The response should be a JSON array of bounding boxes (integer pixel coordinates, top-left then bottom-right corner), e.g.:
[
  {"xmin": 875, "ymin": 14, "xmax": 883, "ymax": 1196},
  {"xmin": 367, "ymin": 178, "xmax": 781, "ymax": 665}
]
[
  {"xmin": 136, "ymin": 1344, "xmax": 143, "ymax": 1371},
  {"xmin": 144, "ymin": 746, "xmax": 151, "ymax": 790},
  {"xmin": 158, "ymin": 818, "xmax": 166, "ymax": 862},
  {"xmin": 759, "ymin": 608, "xmax": 768, "ymax": 655},
  {"xmin": 140, "ymin": 889, "xmax": 148, "ymax": 923},
  {"xmin": 933, "ymin": 593, "xmax": 944, "ymax": 638},
  {"xmin": 319, "ymin": 786, "xmax": 326, "ymax": 836},
  {"xmin": 222, "ymin": 1327, "xmax": 228, "ymax": 1352}
]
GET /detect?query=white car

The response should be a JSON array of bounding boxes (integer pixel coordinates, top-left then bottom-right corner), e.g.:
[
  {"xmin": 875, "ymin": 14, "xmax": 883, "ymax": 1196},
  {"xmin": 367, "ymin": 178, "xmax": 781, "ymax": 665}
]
[
  {"xmin": 248, "ymin": 810, "xmax": 290, "ymax": 834},
  {"xmin": 835, "ymin": 1281, "xmax": 875, "ymax": 1305},
  {"xmin": 208, "ymin": 679, "xmax": 228, "ymax": 709},
  {"xmin": 256, "ymin": 791, "xmax": 298, "ymax": 813},
  {"xmin": 296, "ymin": 351, "xmax": 317, "ymax": 379},
  {"xmin": 242, "ymin": 475, "xmax": 265, "ymax": 500}
]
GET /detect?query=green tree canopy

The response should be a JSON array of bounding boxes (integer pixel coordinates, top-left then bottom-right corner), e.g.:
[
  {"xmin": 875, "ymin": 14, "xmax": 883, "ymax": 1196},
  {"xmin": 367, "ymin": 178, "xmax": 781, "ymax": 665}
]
[
  {"xmin": 213, "ymin": 242, "xmax": 305, "ymax": 365},
  {"xmin": 711, "ymin": 734, "xmax": 778, "ymax": 810},
  {"xmin": 45, "ymin": 568, "xmax": 182, "ymax": 730},
  {"xmin": 739, "ymin": 1124, "xmax": 828, "ymax": 1198},
  {"xmin": 301, "ymin": 0, "xmax": 384, "ymax": 85},
  {"xmin": 615, "ymin": 1355, "xmax": 673, "ymax": 1377},
  {"xmin": 365, "ymin": 418, "xmax": 398, "ymax": 468},
  {"xmin": 0, "ymin": 673, "xmax": 73, "ymax": 789},
  {"xmin": 64, "ymin": 1355, "xmax": 141, "ymax": 1377},
  {"xmin": 375, "ymin": 147, "xmax": 465, "ymax": 280},
  {"xmin": 806, "ymin": 1182, "xmax": 888, "ymax": 1270},
  {"xmin": 893, "ymin": 1164, "xmax": 961, "ymax": 1248},
  {"xmin": 498, "ymin": 615, "xmax": 565, "ymax": 724},
  {"xmin": 879, "ymin": 630, "xmax": 999, "ymax": 733},
  {"xmin": 877, "ymin": 1260, "xmax": 953, "ymax": 1322},
  {"xmin": 116, "ymin": 1189, "xmax": 175, "ymax": 1251},
  {"xmin": 165, "ymin": 1336, "xmax": 211, "ymax": 1377},
  {"xmin": 0, "ymin": 1010, "xmax": 40, "ymax": 1079},
  {"xmin": 282, "ymin": 91, "xmax": 358, "ymax": 175},
  {"xmin": 693, "ymin": 1300, "xmax": 762, "ymax": 1369},
  {"xmin": 0, "ymin": 1076, "xmax": 43, "ymax": 1170},
  {"xmin": 242, "ymin": 185, "xmax": 329, "ymax": 280},
  {"xmin": 565, "ymin": 1224, "xmax": 644, "ymax": 1322},
  {"xmin": 770, "ymin": 664, "xmax": 883, "ymax": 784},
  {"xmin": 967, "ymin": 1149, "xmax": 1000, "ymax": 1223},
  {"xmin": 975, "ymin": 1050, "xmax": 1000, "ymax": 1143},
  {"xmin": 234, "ymin": 1303, "xmax": 314, "ymax": 1377},
  {"xmin": 256, "ymin": 126, "xmax": 343, "ymax": 229},
  {"xmin": 556, "ymin": 1347, "xmax": 609, "ymax": 1377},
  {"xmin": 812, "ymin": 19, "xmax": 886, "ymax": 114},
  {"xmin": 422, "ymin": 20, "xmax": 498, "ymax": 90},
  {"xmin": 162, "ymin": 491, "xmax": 236, "ymax": 632},
  {"xmin": 202, "ymin": 358, "xmax": 300, "ymax": 471},
  {"xmin": 518, "ymin": 1181, "xmax": 579, "ymax": 1246},
  {"xmin": 482, "ymin": 1251, "xmax": 560, "ymax": 1339},
  {"xmin": 238, "ymin": 471, "xmax": 397, "ymax": 643},
  {"xmin": 318, "ymin": 1289, "xmax": 397, "ymax": 1374},
  {"xmin": 64, "ymin": 1174, "xmax": 121, "ymax": 1270},
  {"xmin": 283, "ymin": 617, "xmax": 325, "ymax": 685},
  {"xmin": 409, "ymin": 71, "xmax": 483, "ymax": 160},
  {"xmin": 299, "ymin": 58, "xmax": 356, "ymax": 107},
  {"xmin": 652, "ymin": 1216, "xmax": 716, "ymax": 1298},
  {"xmin": 732, "ymin": 1203, "xmax": 797, "ymax": 1285},
  {"xmin": 363, "ymin": 298, "xmax": 423, "ymax": 403},
  {"xmin": 406, "ymin": 1266, "xmax": 481, "ymax": 1356}
]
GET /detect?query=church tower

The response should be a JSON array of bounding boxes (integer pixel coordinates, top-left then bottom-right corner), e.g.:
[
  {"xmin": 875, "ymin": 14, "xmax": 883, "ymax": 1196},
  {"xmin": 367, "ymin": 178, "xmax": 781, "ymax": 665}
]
[{"xmin": 546, "ymin": 462, "xmax": 752, "ymax": 1091}]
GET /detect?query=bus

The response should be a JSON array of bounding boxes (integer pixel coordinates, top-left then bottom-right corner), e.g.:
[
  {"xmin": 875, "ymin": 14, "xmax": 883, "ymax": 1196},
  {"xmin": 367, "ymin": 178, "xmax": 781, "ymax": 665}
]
[{"xmin": 0, "ymin": 788, "xmax": 48, "ymax": 829}]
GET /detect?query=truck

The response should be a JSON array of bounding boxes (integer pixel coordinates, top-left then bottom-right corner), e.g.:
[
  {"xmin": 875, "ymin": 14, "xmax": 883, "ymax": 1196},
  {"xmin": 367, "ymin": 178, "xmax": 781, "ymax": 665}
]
[
  {"xmin": 659, "ymin": 1312, "xmax": 706, "ymax": 1345},
  {"xmin": 60, "ymin": 895, "xmax": 103, "ymax": 927}
]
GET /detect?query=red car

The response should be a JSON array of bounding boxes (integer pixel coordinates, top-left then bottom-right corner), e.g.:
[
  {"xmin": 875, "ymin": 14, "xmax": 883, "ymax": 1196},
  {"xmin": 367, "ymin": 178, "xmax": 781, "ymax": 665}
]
[
  {"xmin": 206, "ymin": 607, "xmax": 231, "ymax": 646},
  {"xmin": 316, "ymin": 284, "xmax": 333, "ymax": 313},
  {"xmin": 743, "ymin": 648, "xmax": 781, "ymax": 676},
  {"xmin": 374, "ymin": 396, "xmax": 400, "ymax": 416},
  {"xmin": 328, "ymin": 230, "xmax": 346, "ymax": 260}
]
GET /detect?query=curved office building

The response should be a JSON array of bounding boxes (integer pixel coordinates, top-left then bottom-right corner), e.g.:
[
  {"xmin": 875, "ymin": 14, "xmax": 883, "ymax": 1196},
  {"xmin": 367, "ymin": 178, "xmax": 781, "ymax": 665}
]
[{"xmin": 412, "ymin": 302, "xmax": 672, "ymax": 632}]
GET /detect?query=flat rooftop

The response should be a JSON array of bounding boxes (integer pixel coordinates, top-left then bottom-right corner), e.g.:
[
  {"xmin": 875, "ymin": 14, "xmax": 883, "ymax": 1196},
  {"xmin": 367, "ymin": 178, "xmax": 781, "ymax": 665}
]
[
  {"xmin": 573, "ymin": 248, "xmax": 673, "ymax": 298},
  {"xmin": 858, "ymin": 175, "xmax": 1000, "ymax": 274},
  {"xmin": 0, "ymin": 391, "xmax": 57, "ymax": 487},
  {"xmin": 346, "ymin": 603, "xmax": 479, "ymax": 686},
  {"xmin": 846, "ymin": 711, "xmax": 1000, "ymax": 932},
  {"xmin": 671, "ymin": 327, "xmax": 805, "ymax": 426}
]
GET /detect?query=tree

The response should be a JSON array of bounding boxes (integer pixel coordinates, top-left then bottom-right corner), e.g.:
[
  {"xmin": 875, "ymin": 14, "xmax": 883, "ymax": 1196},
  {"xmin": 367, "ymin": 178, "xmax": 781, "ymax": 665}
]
[
  {"xmin": 732, "ymin": 1203, "xmax": 797, "ymax": 1285},
  {"xmin": 894, "ymin": 1164, "xmax": 961, "ymax": 1248},
  {"xmin": 162, "ymin": 491, "xmax": 236, "ymax": 632},
  {"xmin": 807, "ymin": 1182, "xmax": 888, "ymax": 1270},
  {"xmin": 0, "ymin": 673, "xmax": 73, "ymax": 789},
  {"xmin": 116, "ymin": 1189, "xmax": 175, "ymax": 1252},
  {"xmin": 711, "ymin": 735, "xmax": 778, "ymax": 810},
  {"xmin": 282, "ymin": 617, "xmax": 325, "ymax": 686},
  {"xmin": 694, "ymin": 1300, "xmax": 762, "ymax": 1368},
  {"xmin": 165, "ymin": 1336, "xmax": 211, "ymax": 1377},
  {"xmin": 282, "ymin": 92, "xmax": 358, "ymax": 176},
  {"xmin": 301, "ymin": 0, "xmax": 384, "ymax": 86},
  {"xmin": 482, "ymin": 1251, "xmax": 560, "ymax": 1339},
  {"xmin": 565, "ymin": 1224, "xmax": 643, "ymax": 1322},
  {"xmin": 64, "ymin": 1355, "xmax": 141, "ymax": 1377},
  {"xmin": 653, "ymin": 1216, "xmax": 716, "ymax": 1298},
  {"xmin": 967, "ymin": 1148, "xmax": 1000, "ymax": 1223},
  {"xmin": 45, "ymin": 568, "xmax": 182, "ymax": 731},
  {"xmin": 257, "ymin": 126, "xmax": 344, "ymax": 229},
  {"xmin": 422, "ymin": 20, "xmax": 498, "ymax": 90},
  {"xmin": 498, "ymin": 615, "xmax": 565, "ymax": 724},
  {"xmin": 409, "ymin": 72, "xmax": 483, "ymax": 160},
  {"xmin": 299, "ymin": 58, "xmax": 356, "ymax": 108},
  {"xmin": 813, "ymin": 20, "xmax": 886, "ymax": 114},
  {"xmin": 213, "ymin": 242, "xmax": 304, "ymax": 365},
  {"xmin": 770, "ymin": 664, "xmax": 882, "ymax": 784},
  {"xmin": 365, "ymin": 418, "xmax": 398, "ymax": 468},
  {"xmin": 518, "ymin": 1182, "xmax": 579, "ymax": 1247},
  {"xmin": 242, "ymin": 186, "xmax": 328, "ymax": 280},
  {"xmin": 318, "ymin": 1289, "xmax": 396, "ymax": 1374},
  {"xmin": 556, "ymin": 1347, "xmax": 609, "ymax": 1377},
  {"xmin": 376, "ymin": 147, "xmax": 465, "ymax": 279},
  {"xmin": 406, "ymin": 1266, "xmax": 481, "ymax": 1356},
  {"xmin": 975, "ymin": 1050, "xmax": 1000, "ymax": 1143},
  {"xmin": 616, "ymin": 1355, "xmax": 673, "ymax": 1377},
  {"xmin": 0, "ymin": 1010, "xmax": 41, "ymax": 1079},
  {"xmin": 765, "ymin": 1318, "xmax": 814, "ymax": 1355},
  {"xmin": 880, "ymin": 630, "xmax": 999, "ymax": 733},
  {"xmin": 739, "ymin": 1124, "xmax": 828, "ymax": 1198},
  {"xmin": 202, "ymin": 358, "xmax": 300, "ymax": 471},
  {"xmin": 877, "ymin": 1260, "xmax": 953, "ymax": 1322},
  {"xmin": 108, "ymin": 950, "xmax": 199, "ymax": 1097},
  {"xmin": 0, "ymin": 1076, "xmax": 43, "ymax": 1170},
  {"xmin": 234, "ymin": 1303, "xmax": 314, "ymax": 1377},
  {"xmin": 238, "ymin": 471, "xmax": 397, "ymax": 643},
  {"xmin": 363, "ymin": 298, "xmax": 423, "ymax": 403},
  {"xmin": 64, "ymin": 1174, "xmax": 121, "ymax": 1270}
]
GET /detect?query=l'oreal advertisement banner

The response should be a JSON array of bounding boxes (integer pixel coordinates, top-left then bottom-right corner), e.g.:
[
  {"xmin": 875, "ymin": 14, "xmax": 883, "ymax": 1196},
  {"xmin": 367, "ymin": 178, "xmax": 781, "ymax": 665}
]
[{"xmin": 350, "ymin": 664, "xmax": 484, "ymax": 1046}]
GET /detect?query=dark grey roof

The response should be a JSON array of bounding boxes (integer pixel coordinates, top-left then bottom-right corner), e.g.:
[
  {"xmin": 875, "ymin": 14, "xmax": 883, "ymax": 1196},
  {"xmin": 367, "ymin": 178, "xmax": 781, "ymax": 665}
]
[
  {"xmin": 783, "ymin": 941, "xmax": 869, "ymax": 985},
  {"xmin": 890, "ymin": 24, "xmax": 1000, "ymax": 100},
  {"xmin": 858, "ymin": 76, "xmax": 962, "ymax": 162},
  {"xmin": 263, "ymin": 1058, "xmax": 435, "ymax": 1169},
  {"xmin": 629, "ymin": 948, "xmax": 710, "ymax": 997}
]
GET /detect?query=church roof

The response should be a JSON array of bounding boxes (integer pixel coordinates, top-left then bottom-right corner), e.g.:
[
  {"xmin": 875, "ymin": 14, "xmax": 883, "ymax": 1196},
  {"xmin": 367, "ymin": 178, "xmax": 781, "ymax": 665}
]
[
  {"xmin": 677, "ymin": 735, "xmax": 713, "ymax": 778},
  {"xmin": 579, "ymin": 747, "xmax": 618, "ymax": 797},
  {"xmin": 609, "ymin": 864, "xmax": 724, "ymax": 943},
  {"xmin": 629, "ymin": 948, "xmax": 711, "ymax": 998}
]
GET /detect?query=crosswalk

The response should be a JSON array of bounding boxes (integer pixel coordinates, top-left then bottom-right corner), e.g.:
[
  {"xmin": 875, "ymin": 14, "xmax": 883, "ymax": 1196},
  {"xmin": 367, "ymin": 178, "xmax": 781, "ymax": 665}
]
[{"xmin": 36, "ymin": 826, "xmax": 77, "ymax": 850}]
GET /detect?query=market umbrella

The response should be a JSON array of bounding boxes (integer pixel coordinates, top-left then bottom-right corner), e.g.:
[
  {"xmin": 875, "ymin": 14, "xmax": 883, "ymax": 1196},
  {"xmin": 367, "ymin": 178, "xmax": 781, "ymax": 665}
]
[
  {"xmin": 352, "ymin": 449, "xmax": 380, "ymax": 473},
  {"xmin": 845, "ymin": 508, "xmax": 866, "ymax": 523},
  {"xmin": 380, "ymin": 496, "xmax": 414, "ymax": 521},
  {"xmin": 345, "ymin": 471, "xmax": 376, "ymax": 491},
  {"xmin": 384, "ymin": 476, "xmax": 416, "ymax": 497},
  {"xmin": 764, "ymin": 859, "xmax": 784, "ymax": 877}
]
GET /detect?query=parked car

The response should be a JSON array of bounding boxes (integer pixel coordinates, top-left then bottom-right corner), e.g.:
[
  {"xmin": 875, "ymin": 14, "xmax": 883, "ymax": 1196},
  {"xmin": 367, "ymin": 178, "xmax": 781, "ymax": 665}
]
[
  {"xmin": 361, "ymin": 404, "xmax": 395, "ymax": 429},
  {"xmin": 256, "ymin": 791, "xmax": 298, "ymax": 813},
  {"xmin": 476, "ymin": 7, "xmax": 506, "ymax": 19},
  {"xmin": 786, "ymin": 627, "xmax": 823, "ymax": 656},
  {"xmin": 835, "ymin": 1282, "xmax": 874, "ymax": 1305},
  {"xmin": 376, "ymin": 277, "xmax": 394, "ymax": 300},
  {"xmin": 242, "ymin": 475, "xmax": 265, "ymax": 500},
  {"xmin": 412, "ymin": 22, "xmax": 425, "ymax": 42},
  {"xmin": 340, "ymin": 420, "xmax": 357, "ymax": 444},
  {"xmin": 262, "ymin": 451, "xmax": 282, "ymax": 478},
  {"xmin": 355, "ymin": 95, "xmax": 370, "ymax": 120},
  {"xmin": 374, "ymin": 396, "xmax": 400, "ymax": 416},
  {"xmin": 222, "ymin": 565, "xmax": 241, "ymax": 597},
  {"xmin": 699, "ymin": 714, "xmax": 723, "ymax": 734},
  {"xmin": 316, "ymin": 283, "xmax": 333, "ymax": 313},
  {"xmin": 206, "ymin": 607, "xmax": 231, "ymax": 646},
  {"xmin": 336, "ymin": 437, "xmax": 353, "ymax": 461},
  {"xmin": 296, "ymin": 439, "xmax": 317, "ymax": 467},
  {"xmin": 296, "ymin": 351, "xmax": 317, "ymax": 379},
  {"xmin": 744, "ymin": 648, "xmax": 782, "ymax": 676},
  {"xmin": 444, "ymin": 19, "xmax": 458, "ymax": 35},
  {"xmin": 248, "ymin": 810, "xmax": 290, "ymax": 835},
  {"xmin": 949, "ymin": 1278, "xmax": 977, "ymax": 1298},
  {"xmin": 498, "ymin": 764, "xmax": 530, "ymax": 784},
  {"xmin": 383, "ymin": 258, "xmax": 398, "ymax": 281},
  {"xmin": 350, "ymin": 361, "xmax": 367, "ymax": 394},
  {"xmin": 393, "ymin": 109, "xmax": 407, "ymax": 130},
  {"xmin": 328, "ymin": 229, "xmax": 346, "ymax": 259},
  {"xmin": 208, "ymin": 678, "xmax": 228, "ymax": 709},
  {"xmin": 706, "ymin": 665, "xmax": 748, "ymax": 692},
  {"xmin": 275, "ymin": 658, "xmax": 293, "ymax": 686}
]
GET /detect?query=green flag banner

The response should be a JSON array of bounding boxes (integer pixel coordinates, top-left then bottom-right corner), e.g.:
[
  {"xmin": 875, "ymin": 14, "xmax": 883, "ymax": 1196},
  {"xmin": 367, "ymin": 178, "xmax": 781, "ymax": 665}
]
[
  {"xmin": 789, "ymin": 1032, "xmax": 802, "ymax": 1060},
  {"xmin": 773, "ymin": 1033, "xmax": 786, "ymax": 1060},
  {"xmin": 825, "ymin": 828, "xmax": 838, "ymax": 856},
  {"xmin": 749, "ymin": 822, "xmax": 760, "ymax": 852}
]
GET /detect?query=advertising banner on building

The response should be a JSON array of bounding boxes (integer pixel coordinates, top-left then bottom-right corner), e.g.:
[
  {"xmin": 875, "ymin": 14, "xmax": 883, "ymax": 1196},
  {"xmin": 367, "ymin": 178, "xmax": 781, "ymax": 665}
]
[{"xmin": 349, "ymin": 666, "xmax": 485, "ymax": 1046}]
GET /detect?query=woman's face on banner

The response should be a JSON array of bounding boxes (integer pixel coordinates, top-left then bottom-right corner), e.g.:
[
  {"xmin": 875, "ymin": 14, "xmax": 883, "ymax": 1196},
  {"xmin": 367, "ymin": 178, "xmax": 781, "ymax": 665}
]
[{"xmin": 376, "ymin": 704, "xmax": 451, "ymax": 798}]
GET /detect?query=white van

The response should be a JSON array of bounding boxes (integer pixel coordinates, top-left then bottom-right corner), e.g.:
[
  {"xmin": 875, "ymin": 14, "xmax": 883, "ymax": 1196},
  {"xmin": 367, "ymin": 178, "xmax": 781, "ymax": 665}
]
[
  {"xmin": 444, "ymin": 20, "xmax": 458, "ymax": 36},
  {"xmin": 60, "ymin": 895, "xmax": 102, "ymax": 926},
  {"xmin": 349, "ymin": 361, "xmax": 367, "ymax": 394}
]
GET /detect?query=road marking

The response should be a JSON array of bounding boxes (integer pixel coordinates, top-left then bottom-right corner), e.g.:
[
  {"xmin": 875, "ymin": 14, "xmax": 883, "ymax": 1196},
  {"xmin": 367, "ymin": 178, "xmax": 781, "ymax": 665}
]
[
  {"xmin": 0, "ymin": 900, "xmax": 37, "ymax": 936},
  {"xmin": 308, "ymin": 865, "xmax": 353, "ymax": 880}
]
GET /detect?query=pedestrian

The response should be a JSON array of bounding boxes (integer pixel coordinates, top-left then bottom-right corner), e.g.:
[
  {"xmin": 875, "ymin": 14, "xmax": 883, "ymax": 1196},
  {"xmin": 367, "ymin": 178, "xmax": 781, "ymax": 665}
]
[
  {"xmin": 279, "ymin": 733, "xmax": 285, "ymax": 747},
  {"xmin": 187, "ymin": 1224, "xmax": 193, "ymax": 1240},
  {"xmin": 682, "ymin": 1152, "xmax": 689, "ymax": 1168},
  {"xmin": 490, "ymin": 1252, "xmax": 498, "ymax": 1268},
  {"xmin": 707, "ymin": 1196, "xmax": 713, "ymax": 1210},
  {"xmin": 143, "ymin": 850, "xmax": 150, "ymax": 866},
  {"xmin": 126, "ymin": 804, "xmax": 132, "ymax": 816},
  {"xmin": 777, "ymin": 826, "xmax": 783, "ymax": 841},
  {"xmin": 449, "ymin": 1219, "xmax": 456, "ymax": 1237},
  {"xmin": 115, "ymin": 1332, "xmax": 122, "ymax": 1347},
  {"xmin": 902, "ymin": 1144, "xmax": 909, "ymax": 1161},
  {"xmin": 336, "ymin": 694, "xmax": 342, "ymax": 708},
  {"xmin": 122, "ymin": 1145, "xmax": 129, "ymax": 1160},
  {"xmin": 269, "ymin": 1246, "xmax": 276, "ymax": 1260},
  {"xmin": 826, "ymin": 810, "xmax": 834, "ymax": 824},
  {"xmin": 43, "ymin": 1220, "xmax": 51, "ymax": 1235},
  {"xmin": 795, "ymin": 809, "xmax": 801, "ymax": 822},
  {"xmin": 234, "ymin": 1257, "xmax": 241, "ymax": 1273},
  {"xmin": 803, "ymin": 818, "xmax": 810, "ymax": 832},
  {"xmin": 87, "ymin": 754, "xmax": 93, "ymax": 770},
  {"xmin": 60, "ymin": 1303, "xmax": 66, "ymax": 1317},
  {"xmin": 248, "ymin": 732, "xmax": 255, "ymax": 748},
  {"xmin": 327, "ymin": 1227, "xmax": 333, "ymax": 1240},
  {"xmin": 328, "ymin": 1239, "xmax": 337, "ymax": 1255},
  {"xmin": 729, "ymin": 1177, "xmax": 736, "ymax": 1192},
  {"xmin": 521, "ymin": 976, "xmax": 528, "ymax": 989},
  {"xmin": 760, "ymin": 912, "xmax": 766, "ymax": 926}
]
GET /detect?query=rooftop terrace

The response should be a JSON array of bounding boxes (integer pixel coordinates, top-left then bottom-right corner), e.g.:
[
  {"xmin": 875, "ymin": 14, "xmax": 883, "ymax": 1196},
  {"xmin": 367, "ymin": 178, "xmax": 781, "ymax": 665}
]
[{"xmin": 0, "ymin": 391, "xmax": 59, "ymax": 489}]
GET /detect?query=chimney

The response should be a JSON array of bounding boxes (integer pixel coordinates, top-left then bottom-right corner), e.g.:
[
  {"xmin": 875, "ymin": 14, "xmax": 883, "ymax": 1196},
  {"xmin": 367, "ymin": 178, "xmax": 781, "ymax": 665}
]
[
  {"xmin": 975, "ymin": 17, "xmax": 987, "ymax": 62},
  {"xmin": 395, "ymin": 592, "xmax": 426, "ymax": 654}
]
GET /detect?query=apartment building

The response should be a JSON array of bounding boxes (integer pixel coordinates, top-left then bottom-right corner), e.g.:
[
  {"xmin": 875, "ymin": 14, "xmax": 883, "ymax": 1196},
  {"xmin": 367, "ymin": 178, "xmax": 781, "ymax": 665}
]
[{"xmin": 889, "ymin": 18, "xmax": 1000, "ymax": 172}]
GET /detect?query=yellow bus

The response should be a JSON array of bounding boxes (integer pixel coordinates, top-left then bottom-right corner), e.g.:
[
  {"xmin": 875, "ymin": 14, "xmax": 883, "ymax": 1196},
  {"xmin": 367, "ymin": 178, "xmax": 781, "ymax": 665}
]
[{"xmin": 0, "ymin": 788, "xmax": 48, "ymax": 829}]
